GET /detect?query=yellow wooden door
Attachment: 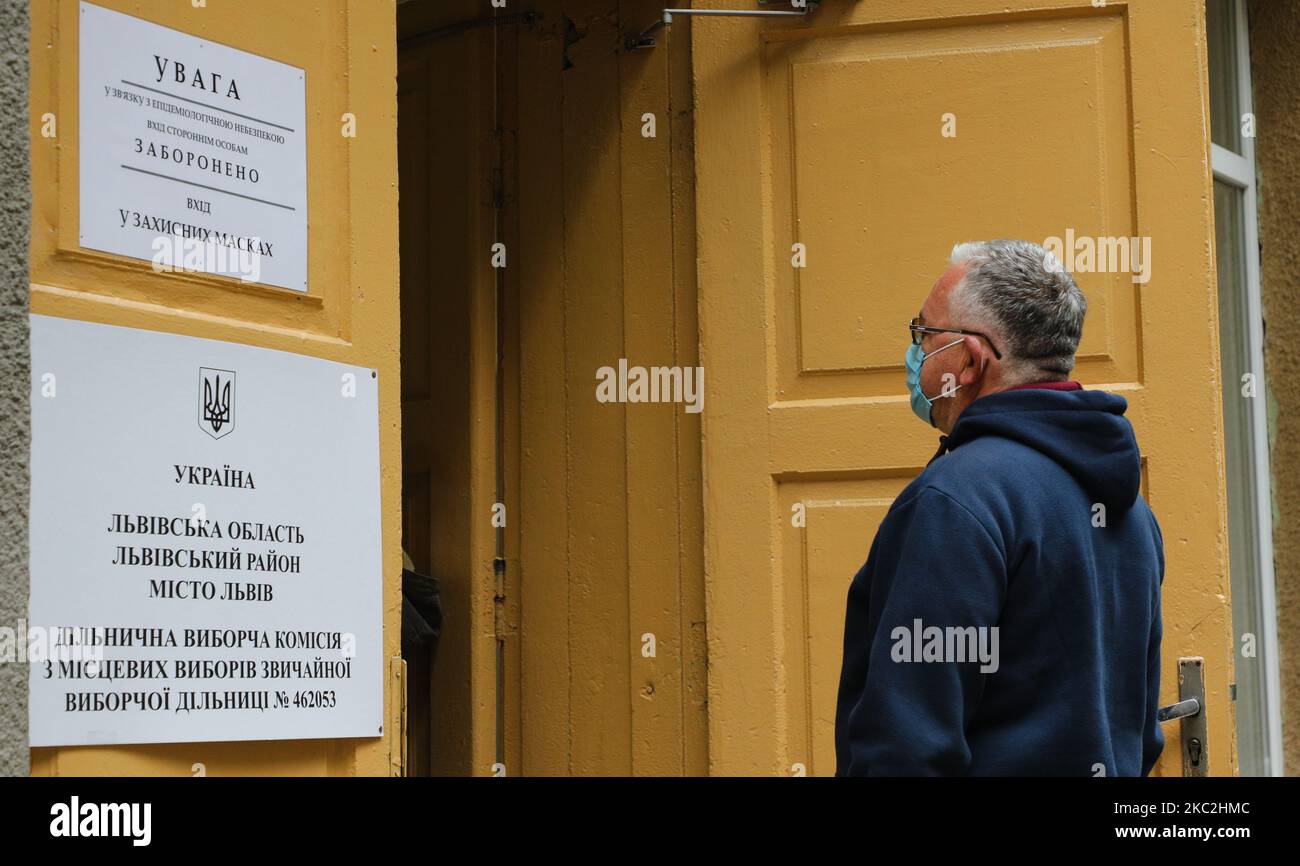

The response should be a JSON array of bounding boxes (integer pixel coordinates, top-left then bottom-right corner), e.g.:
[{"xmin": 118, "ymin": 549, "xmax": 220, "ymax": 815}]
[
  {"xmin": 28, "ymin": 0, "xmax": 402, "ymax": 776},
  {"xmin": 693, "ymin": 0, "xmax": 1233, "ymax": 776}
]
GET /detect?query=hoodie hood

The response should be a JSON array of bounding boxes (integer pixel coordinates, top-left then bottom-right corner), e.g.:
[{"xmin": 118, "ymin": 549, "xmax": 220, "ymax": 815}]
[{"xmin": 940, "ymin": 388, "xmax": 1143, "ymax": 512}]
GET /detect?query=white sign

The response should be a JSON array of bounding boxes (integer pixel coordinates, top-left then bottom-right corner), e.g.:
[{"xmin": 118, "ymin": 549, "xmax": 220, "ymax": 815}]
[
  {"xmin": 28, "ymin": 315, "xmax": 382, "ymax": 746},
  {"xmin": 78, "ymin": 2, "xmax": 308, "ymax": 291}
]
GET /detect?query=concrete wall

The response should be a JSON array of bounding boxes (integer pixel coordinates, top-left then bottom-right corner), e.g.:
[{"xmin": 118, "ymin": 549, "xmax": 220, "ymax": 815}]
[
  {"xmin": 0, "ymin": 0, "xmax": 30, "ymax": 777},
  {"xmin": 1249, "ymin": 0, "xmax": 1300, "ymax": 775}
]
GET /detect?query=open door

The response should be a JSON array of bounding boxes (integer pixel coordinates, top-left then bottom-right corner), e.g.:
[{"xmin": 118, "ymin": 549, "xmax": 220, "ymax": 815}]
[{"xmin": 692, "ymin": 0, "xmax": 1234, "ymax": 775}]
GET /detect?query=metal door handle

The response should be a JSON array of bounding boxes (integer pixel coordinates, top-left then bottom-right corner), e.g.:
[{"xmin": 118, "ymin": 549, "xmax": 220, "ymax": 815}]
[
  {"xmin": 1156, "ymin": 697, "xmax": 1201, "ymax": 722},
  {"xmin": 1155, "ymin": 658, "xmax": 1208, "ymax": 776}
]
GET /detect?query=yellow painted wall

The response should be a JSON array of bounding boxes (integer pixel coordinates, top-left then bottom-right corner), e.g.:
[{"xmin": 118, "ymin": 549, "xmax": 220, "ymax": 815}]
[{"xmin": 28, "ymin": 0, "xmax": 402, "ymax": 776}]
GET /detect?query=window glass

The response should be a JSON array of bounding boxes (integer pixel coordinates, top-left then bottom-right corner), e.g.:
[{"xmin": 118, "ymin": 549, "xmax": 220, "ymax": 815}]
[
  {"xmin": 1214, "ymin": 177, "xmax": 1270, "ymax": 775},
  {"xmin": 1207, "ymin": 0, "xmax": 1243, "ymax": 153}
]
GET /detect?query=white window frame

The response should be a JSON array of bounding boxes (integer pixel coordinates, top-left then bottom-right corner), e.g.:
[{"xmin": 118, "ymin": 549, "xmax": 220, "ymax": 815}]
[{"xmin": 1209, "ymin": 0, "xmax": 1283, "ymax": 777}]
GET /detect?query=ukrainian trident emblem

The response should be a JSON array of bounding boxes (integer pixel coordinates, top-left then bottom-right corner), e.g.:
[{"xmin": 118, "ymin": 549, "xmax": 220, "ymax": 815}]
[{"xmin": 198, "ymin": 367, "xmax": 236, "ymax": 440}]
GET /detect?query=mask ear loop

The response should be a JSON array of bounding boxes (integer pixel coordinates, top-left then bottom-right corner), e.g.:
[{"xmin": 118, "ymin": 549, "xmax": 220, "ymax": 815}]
[
  {"xmin": 973, "ymin": 336, "xmax": 997, "ymax": 385},
  {"xmin": 921, "ymin": 337, "xmax": 965, "ymax": 401}
]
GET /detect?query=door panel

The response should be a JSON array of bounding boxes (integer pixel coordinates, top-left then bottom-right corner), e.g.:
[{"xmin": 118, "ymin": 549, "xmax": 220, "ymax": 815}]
[
  {"xmin": 28, "ymin": 0, "xmax": 401, "ymax": 776},
  {"xmin": 694, "ymin": 0, "xmax": 1232, "ymax": 775}
]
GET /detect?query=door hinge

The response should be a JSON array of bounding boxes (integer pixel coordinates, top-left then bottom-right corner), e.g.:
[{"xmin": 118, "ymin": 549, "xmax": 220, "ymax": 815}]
[
  {"xmin": 1157, "ymin": 657, "xmax": 1208, "ymax": 777},
  {"xmin": 388, "ymin": 656, "xmax": 408, "ymax": 777},
  {"xmin": 493, "ymin": 555, "xmax": 508, "ymax": 641}
]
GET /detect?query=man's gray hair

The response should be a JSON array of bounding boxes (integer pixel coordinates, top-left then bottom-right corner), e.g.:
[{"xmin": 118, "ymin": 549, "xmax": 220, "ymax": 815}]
[{"xmin": 948, "ymin": 239, "xmax": 1087, "ymax": 382}]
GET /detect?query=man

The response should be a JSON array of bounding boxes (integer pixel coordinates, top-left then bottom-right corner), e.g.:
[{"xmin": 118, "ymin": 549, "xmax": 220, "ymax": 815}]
[{"xmin": 833, "ymin": 239, "xmax": 1165, "ymax": 776}]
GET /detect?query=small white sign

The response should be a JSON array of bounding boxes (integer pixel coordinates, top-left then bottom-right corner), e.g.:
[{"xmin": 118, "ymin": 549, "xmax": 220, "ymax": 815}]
[
  {"xmin": 28, "ymin": 315, "xmax": 382, "ymax": 746},
  {"xmin": 78, "ymin": 2, "xmax": 308, "ymax": 291}
]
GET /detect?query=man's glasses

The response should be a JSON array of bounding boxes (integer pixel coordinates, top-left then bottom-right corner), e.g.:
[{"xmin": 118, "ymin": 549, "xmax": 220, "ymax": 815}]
[{"xmin": 909, "ymin": 316, "xmax": 1003, "ymax": 359}]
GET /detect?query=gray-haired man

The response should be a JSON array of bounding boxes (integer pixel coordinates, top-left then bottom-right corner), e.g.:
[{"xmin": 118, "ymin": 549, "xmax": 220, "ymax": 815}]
[{"xmin": 834, "ymin": 239, "xmax": 1165, "ymax": 776}]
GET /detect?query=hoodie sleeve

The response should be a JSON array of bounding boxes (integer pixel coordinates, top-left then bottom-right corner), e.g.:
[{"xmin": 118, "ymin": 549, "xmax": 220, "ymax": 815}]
[
  {"xmin": 841, "ymin": 485, "xmax": 1007, "ymax": 776},
  {"xmin": 1141, "ymin": 515, "xmax": 1166, "ymax": 775}
]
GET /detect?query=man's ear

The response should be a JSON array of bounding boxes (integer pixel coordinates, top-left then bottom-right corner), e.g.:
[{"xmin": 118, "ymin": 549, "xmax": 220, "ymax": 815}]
[{"xmin": 959, "ymin": 335, "xmax": 986, "ymax": 386}]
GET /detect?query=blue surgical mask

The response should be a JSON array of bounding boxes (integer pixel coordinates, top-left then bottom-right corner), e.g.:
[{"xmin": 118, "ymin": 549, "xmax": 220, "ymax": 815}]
[{"xmin": 905, "ymin": 338, "xmax": 964, "ymax": 427}]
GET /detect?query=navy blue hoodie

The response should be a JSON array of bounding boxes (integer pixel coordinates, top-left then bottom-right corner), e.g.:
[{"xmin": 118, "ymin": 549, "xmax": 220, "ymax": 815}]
[{"xmin": 833, "ymin": 386, "xmax": 1164, "ymax": 776}]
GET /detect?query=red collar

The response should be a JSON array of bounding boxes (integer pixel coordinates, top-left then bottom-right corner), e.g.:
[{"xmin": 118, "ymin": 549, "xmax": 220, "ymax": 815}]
[{"xmin": 1004, "ymin": 380, "xmax": 1082, "ymax": 392}]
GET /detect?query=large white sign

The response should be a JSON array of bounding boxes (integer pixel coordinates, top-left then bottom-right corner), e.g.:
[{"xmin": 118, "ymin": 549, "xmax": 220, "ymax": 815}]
[
  {"xmin": 28, "ymin": 315, "xmax": 382, "ymax": 746},
  {"xmin": 78, "ymin": 2, "xmax": 308, "ymax": 291}
]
